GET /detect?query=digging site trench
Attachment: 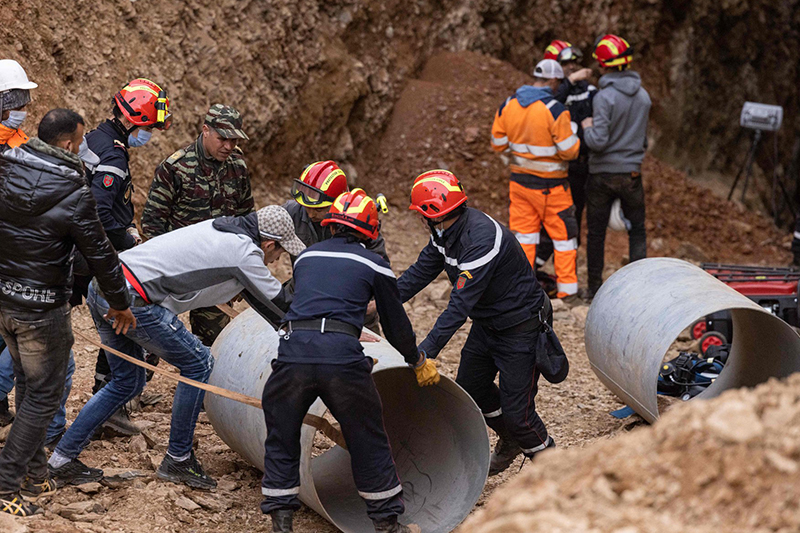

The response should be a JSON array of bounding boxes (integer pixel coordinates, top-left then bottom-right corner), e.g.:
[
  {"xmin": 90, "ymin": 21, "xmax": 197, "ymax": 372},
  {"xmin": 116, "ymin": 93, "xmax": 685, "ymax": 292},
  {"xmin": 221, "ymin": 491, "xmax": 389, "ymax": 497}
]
[{"xmin": 1, "ymin": 1, "xmax": 799, "ymax": 532}]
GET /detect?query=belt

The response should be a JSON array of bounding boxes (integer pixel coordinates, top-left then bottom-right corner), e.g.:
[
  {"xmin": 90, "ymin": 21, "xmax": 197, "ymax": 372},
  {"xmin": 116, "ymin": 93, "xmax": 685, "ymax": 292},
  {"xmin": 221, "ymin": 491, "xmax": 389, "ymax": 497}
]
[
  {"xmin": 91, "ymin": 278, "xmax": 149, "ymax": 307},
  {"xmin": 279, "ymin": 319, "xmax": 361, "ymax": 338},
  {"xmin": 486, "ymin": 296, "xmax": 552, "ymax": 335}
]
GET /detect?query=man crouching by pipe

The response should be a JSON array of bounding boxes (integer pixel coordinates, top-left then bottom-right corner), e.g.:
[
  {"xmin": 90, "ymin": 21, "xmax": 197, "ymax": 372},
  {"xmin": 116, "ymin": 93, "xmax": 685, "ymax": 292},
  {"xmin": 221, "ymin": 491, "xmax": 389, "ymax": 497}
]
[
  {"xmin": 48, "ymin": 206, "xmax": 306, "ymax": 490},
  {"xmin": 260, "ymin": 189, "xmax": 430, "ymax": 533}
]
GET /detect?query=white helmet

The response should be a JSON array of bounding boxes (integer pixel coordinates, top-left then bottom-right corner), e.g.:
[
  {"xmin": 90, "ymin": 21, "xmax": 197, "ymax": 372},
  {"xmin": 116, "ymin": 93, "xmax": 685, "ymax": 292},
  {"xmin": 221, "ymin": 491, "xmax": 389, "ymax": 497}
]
[
  {"xmin": 608, "ymin": 198, "xmax": 631, "ymax": 231},
  {"xmin": 0, "ymin": 60, "xmax": 38, "ymax": 93}
]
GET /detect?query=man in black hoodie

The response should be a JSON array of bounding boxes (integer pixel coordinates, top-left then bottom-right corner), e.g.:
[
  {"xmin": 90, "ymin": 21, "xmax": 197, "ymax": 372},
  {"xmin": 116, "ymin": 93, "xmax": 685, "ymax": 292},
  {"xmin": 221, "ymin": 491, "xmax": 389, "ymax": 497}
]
[{"xmin": 0, "ymin": 108, "xmax": 134, "ymax": 516}]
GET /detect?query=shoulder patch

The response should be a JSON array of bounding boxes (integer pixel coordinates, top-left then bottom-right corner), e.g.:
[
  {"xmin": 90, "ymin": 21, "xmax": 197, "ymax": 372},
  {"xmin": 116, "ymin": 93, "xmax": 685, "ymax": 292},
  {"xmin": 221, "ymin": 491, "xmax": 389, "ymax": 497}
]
[
  {"xmin": 102, "ymin": 175, "xmax": 114, "ymax": 188},
  {"xmin": 166, "ymin": 149, "xmax": 186, "ymax": 165}
]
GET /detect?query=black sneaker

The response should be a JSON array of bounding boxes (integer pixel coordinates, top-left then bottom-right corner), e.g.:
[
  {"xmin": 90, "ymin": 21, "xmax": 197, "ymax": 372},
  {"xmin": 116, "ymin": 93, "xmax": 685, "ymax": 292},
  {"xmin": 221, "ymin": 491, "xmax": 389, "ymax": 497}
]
[
  {"xmin": 49, "ymin": 458, "xmax": 103, "ymax": 486},
  {"xmin": 20, "ymin": 477, "xmax": 57, "ymax": 501},
  {"xmin": 0, "ymin": 397, "xmax": 14, "ymax": 427},
  {"xmin": 156, "ymin": 452, "xmax": 216, "ymax": 490},
  {"xmin": 0, "ymin": 492, "xmax": 42, "ymax": 517}
]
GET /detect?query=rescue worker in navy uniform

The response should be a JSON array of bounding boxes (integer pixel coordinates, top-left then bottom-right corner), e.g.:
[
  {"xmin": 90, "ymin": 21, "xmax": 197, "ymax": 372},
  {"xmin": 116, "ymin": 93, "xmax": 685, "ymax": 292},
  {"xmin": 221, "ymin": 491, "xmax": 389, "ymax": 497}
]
[
  {"xmin": 74, "ymin": 78, "xmax": 171, "ymax": 435},
  {"xmin": 398, "ymin": 170, "xmax": 556, "ymax": 476},
  {"xmin": 537, "ymin": 42, "xmax": 597, "ymax": 269},
  {"xmin": 261, "ymin": 189, "xmax": 436, "ymax": 533}
]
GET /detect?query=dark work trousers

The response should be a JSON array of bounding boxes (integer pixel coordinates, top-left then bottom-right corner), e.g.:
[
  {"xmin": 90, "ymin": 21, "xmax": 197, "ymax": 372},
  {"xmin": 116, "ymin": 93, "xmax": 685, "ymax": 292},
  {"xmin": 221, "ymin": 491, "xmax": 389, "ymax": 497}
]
[
  {"xmin": 456, "ymin": 320, "xmax": 550, "ymax": 456},
  {"xmin": 791, "ymin": 215, "xmax": 800, "ymax": 265},
  {"xmin": 0, "ymin": 303, "xmax": 72, "ymax": 493},
  {"xmin": 585, "ymin": 173, "xmax": 647, "ymax": 294},
  {"xmin": 189, "ymin": 306, "xmax": 231, "ymax": 347},
  {"xmin": 261, "ymin": 358, "xmax": 404, "ymax": 521},
  {"xmin": 536, "ymin": 157, "xmax": 589, "ymax": 267}
]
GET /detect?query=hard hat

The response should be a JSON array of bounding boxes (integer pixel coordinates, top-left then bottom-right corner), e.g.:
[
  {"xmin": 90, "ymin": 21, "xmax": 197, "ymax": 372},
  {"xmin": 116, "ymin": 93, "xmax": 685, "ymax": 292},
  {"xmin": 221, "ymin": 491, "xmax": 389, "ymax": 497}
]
[
  {"xmin": 557, "ymin": 45, "xmax": 584, "ymax": 64},
  {"xmin": 321, "ymin": 189, "xmax": 380, "ymax": 240},
  {"xmin": 0, "ymin": 60, "xmax": 38, "ymax": 92},
  {"xmin": 593, "ymin": 34, "xmax": 634, "ymax": 69},
  {"xmin": 544, "ymin": 40, "xmax": 571, "ymax": 61},
  {"xmin": 608, "ymin": 198, "xmax": 632, "ymax": 231},
  {"xmin": 409, "ymin": 169, "xmax": 468, "ymax": 219},
  {"xmin": 114, "ymin": 78, "xmax": 171, "ymax": 129},
  {"xmin": 292, "ymin": 160, "xmax": 349, "ymax": 208}
]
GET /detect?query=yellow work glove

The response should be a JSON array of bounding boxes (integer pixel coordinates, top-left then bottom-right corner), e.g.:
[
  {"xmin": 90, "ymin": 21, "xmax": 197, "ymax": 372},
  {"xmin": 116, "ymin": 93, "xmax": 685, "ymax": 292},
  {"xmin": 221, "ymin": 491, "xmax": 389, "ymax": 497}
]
[{"xmin": 414, "ymin": 357, "xmax": 440, "ymax": 387}]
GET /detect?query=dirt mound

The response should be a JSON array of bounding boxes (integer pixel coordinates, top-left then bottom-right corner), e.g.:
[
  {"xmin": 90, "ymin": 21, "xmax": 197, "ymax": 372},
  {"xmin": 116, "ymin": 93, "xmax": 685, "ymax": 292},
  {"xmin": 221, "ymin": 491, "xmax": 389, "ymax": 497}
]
[
  {"xmin": 363, "ymin": 50, "xmax": 791, "ymax": 268},
  {"xmin": 460, "ymin": 373, "xmax": 800, "ymax": 533}
]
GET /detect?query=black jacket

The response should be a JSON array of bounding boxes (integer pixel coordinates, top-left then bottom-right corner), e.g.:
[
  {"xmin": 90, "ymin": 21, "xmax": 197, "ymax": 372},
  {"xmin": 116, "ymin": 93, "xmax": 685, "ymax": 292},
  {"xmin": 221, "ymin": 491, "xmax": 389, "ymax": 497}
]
[
  {"xmin": 282, "ymin": 199, "xmax": 389, "ymax": 262},
  {"xmin": 555, "ymin": 79, "xmax": 597, "ymax": 160},
  {"xmin": 0, "ymin": 137, "xmax": 130, "ymax": 311},
  {"xmin": 398, "ymin": 207, "xmax": 546, "ymax": 358}
]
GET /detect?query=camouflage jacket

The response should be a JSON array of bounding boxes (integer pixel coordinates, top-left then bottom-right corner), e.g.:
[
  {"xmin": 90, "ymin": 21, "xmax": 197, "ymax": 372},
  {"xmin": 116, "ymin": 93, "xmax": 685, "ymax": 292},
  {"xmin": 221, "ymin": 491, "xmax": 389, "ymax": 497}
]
[{"xmin": 141, "ymin": 134, "xmax": 254, "ymax": 239}]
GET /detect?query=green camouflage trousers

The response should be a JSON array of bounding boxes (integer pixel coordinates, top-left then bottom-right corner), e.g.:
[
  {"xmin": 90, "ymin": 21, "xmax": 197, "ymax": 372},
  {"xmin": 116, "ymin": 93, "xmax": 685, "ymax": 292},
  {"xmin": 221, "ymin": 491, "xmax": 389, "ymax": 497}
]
[{"xmin": 190, "ymin": 306, "xmax": 231, "ymax": 347}]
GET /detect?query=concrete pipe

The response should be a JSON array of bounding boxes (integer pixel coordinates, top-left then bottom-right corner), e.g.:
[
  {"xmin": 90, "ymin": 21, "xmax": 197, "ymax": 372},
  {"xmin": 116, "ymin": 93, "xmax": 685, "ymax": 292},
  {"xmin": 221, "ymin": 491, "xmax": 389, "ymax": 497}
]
[
  {"xmin": 585, "ymin": 258, "xmax": 800, "ymax": 423},
  {"xmin": 205, "ymin": 308, "xmax": 490, "ymax": 533}
]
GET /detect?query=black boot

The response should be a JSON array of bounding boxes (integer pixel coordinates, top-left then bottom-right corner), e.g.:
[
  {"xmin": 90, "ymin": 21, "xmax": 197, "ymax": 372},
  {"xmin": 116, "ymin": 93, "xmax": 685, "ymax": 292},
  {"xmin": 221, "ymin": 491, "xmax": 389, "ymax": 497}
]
[
  {"xmin": 270, "ymin": 509, "xmax": 294, "ymax": 532},
  {"xmin": 486, "ymin": 416, "xmax": 522, "ymax": 476},
  {"xmin": 0, "ymin": 397, "xmax": 14, "ymax": 427},
  {"xmin": 373, "ymin": 515, "xmax": 420, "ymax": 533}
]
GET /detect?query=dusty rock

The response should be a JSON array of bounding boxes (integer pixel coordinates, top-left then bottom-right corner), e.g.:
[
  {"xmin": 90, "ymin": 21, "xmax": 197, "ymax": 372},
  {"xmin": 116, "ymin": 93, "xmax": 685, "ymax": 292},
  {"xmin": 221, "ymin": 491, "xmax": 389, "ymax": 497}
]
[
  {"xmin": 59, "ymin": 500, "xmax": 105, "ymax": 519},
  {"xmin": 129, "ymin": 434, "xmax": 147, "ymax": 454},
  {"xmin": 174, "ymin": 496, "xmax": 200, "ymax": 512},
  {"xmin": 705, "ymin": 400, "xmax": 764, "ymax": 443},
  {"xmin": 76, "ymin": 482, "xmax": 103, "ymax": 494},
  {"xmin": 0, "ymin": 511, "xmax": 28, "ymax": 533}
]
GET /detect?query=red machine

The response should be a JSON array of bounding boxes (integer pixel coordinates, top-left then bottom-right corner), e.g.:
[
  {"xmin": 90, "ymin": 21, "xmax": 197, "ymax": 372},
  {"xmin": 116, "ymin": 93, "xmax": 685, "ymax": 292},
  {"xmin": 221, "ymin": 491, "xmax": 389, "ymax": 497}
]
[{"xmin": 689, "ymin": 264, "xmax": 800, "ymax": 354}]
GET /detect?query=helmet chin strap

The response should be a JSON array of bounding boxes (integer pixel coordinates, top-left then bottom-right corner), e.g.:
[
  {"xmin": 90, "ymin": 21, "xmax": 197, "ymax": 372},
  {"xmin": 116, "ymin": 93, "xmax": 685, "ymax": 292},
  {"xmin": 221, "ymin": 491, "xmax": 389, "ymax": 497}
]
[{"xmin": 426, "ymin": 205, "xmax": 464, "ymax": 236}]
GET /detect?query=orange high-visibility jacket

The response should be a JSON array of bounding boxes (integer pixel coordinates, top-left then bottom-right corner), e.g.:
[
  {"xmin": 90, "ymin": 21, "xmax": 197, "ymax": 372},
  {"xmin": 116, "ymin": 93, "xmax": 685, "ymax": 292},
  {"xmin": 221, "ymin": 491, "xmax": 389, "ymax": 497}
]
[
  {"xmin": 0, "ymin": 124, "xmax": 29, "ymax": 148},
  {"xmin": 491, "ymin": 86, "xmax": 580, "ymax": 179}
]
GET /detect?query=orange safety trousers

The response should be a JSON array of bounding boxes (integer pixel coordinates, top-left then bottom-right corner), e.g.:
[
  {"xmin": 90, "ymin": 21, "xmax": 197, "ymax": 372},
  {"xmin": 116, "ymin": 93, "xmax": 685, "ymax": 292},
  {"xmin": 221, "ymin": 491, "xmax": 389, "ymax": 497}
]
[{"xmin": 509, "ymin": 180, "xmax": 578, "ymax": 297}]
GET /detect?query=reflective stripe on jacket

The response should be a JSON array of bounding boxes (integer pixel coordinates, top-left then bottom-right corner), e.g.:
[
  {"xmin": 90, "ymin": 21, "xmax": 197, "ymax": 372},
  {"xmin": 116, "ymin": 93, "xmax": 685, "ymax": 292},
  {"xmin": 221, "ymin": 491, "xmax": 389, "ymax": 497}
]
[{"xmin": 491, "ymin": 85, "xmax": 580, "ymax": 179}]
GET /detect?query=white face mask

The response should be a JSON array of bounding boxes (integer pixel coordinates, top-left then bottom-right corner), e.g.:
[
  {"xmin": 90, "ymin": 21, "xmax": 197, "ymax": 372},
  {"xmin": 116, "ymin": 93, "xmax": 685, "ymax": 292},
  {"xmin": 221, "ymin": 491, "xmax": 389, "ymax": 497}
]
[
  {"xmin": 434, "ymin": 227, "xmax": 445, "ymax": 238},
  {"xmin": 78, "ymin": 136, "xmax": 100, "ymax": 166},
  {"xmin": 1, "ymin": 110, "xmax": 27, "ymax": 129},
  {"xmin": 128, "ymin": 129, "xmax": 152, "ymax": 147}
]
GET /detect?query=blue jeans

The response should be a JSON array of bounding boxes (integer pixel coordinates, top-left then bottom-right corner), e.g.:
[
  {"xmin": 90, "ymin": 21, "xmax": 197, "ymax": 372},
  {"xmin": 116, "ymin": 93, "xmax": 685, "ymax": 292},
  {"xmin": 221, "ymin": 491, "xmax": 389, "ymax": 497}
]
[
  {"xmin": 55, "ymin": 284, "xmax": 214, "ymax": 459},
  {"xmin": 0, "ymin": 345, "xmax": 74, "ymax": 442}
]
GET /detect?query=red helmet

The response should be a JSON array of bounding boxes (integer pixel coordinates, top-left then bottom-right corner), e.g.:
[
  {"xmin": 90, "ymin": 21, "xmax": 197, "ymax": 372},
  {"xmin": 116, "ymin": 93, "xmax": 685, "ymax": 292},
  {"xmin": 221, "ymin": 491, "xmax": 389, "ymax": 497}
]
[
  {"xmin": 292, "ymin": 160, "xmax": 349, "ymax": 208},
  {"xmin": 593, "ymin": 34, "xmax": 633, "ymax": 69},
  {"xmin": 321, "ymin": 188, "xmax": 380, "ymax": 239},
  {"xmin": 544, "ymin": 40, "xmax": 572, "ymax": 60},
  {"xmin": 409, "ymin": 170, "xmax": 468, "ymax": 219},
  {"xmin": 114, "ymin": 78, "xmax": 171, "ymax": 130}
]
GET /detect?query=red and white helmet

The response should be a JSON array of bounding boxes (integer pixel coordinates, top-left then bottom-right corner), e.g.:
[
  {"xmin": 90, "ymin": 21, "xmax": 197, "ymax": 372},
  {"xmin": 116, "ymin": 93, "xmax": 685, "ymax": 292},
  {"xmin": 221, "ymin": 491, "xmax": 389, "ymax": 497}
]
[
  {"xmin": 593, "ymin": 34, "xmax": 634, "ymax": 69},
  {"xmin": 544, "ymin": 40, "xmax": 572, "ymax": 61},
  {"xmin": 292, "ymin": 160, "xmax": 350, "ymax": 208},
  {"xmin": 409, "ymin": 170, "xmax": 468, "ymax": 219},
  {"xmin": 321, "ymin": 188, "xmax": 380, "ymax": 240},
  {"xmin": 114, "ymin": 78, "xmax": 171, "ymax": 130}
]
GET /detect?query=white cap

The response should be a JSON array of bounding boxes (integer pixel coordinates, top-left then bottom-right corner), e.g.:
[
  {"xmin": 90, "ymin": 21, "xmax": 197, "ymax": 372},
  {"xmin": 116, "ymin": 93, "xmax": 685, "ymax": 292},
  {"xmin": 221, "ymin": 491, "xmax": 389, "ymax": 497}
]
[
  {"xmin": 533, "ymin": 59, "xmax": 564, "ymax": 80},
  {"xmin": 0, "ymin": 60, "xmax": 38, "ymax": 93}
]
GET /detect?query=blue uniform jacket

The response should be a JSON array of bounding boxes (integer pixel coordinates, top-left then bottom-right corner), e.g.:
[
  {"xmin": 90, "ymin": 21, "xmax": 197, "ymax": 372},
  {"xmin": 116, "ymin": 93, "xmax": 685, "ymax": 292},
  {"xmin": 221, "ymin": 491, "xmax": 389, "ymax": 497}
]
[
  {"xmin": 86, "ymin": 120, "xmax": 136, "ymax": 251},
  {"xmin": 278, "ymin": 234, "xmax": 418, "ymax": 365},
  {"xmin": 398, "ymin": 207, "xmax": 546, "ymax": 358}
]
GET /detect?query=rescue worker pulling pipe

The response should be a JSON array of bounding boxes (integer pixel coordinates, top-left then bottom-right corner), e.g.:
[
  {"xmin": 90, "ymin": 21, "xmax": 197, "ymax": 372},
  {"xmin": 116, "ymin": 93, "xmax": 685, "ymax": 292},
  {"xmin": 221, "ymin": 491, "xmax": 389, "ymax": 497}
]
[
  {"xmin": 397, "ymin": 170, "xmax": 568, "ymax": 476},
  {"xmin": 260, "ymin": 189, "xmax": 434, "ymax": 533}
]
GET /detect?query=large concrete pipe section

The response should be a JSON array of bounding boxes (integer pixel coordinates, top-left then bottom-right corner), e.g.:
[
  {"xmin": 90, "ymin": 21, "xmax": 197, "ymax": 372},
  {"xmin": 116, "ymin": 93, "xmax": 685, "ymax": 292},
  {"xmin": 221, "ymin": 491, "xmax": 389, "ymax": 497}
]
[
  {"xmin": 585, "ymin": 258, "xmax": 800, "ymax": 423},
  {"xmin": 205, "ymin": 308, "xmax": 490, "ymax": 533}
]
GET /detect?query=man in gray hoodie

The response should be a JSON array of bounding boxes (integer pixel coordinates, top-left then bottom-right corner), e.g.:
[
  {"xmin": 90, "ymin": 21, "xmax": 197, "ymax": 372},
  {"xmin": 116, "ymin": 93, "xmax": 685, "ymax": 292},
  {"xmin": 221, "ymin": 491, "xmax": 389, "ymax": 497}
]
[{"xmin": 582, "ymin": 34, "xmax": 651, "ymax": 298}]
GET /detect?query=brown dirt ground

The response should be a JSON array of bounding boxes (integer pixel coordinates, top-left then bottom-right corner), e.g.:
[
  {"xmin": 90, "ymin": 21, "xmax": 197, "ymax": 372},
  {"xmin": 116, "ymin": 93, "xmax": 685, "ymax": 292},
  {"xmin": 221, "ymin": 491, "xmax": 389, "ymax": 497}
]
[{"xmin": 5, "ymin": 50, "xmax": 794, "ymax": 532}]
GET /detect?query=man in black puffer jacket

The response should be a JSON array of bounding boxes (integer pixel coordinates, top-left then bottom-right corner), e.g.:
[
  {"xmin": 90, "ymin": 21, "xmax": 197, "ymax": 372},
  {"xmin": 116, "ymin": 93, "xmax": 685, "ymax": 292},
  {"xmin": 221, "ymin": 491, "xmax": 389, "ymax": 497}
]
[{"xmin": 0, "ymin": 108, "xmax": 134, "ymax": 517}]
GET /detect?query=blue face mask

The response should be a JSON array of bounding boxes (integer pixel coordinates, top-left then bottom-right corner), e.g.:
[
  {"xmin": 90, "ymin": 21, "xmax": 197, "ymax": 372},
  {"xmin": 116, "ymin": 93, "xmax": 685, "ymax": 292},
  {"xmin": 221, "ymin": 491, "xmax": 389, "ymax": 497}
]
[
  {"xmin": 128, "ymin": 129, "xmax": 152, "ymax": 147},
  {"xmin": 1, "ymin": 110, "xmax": 26, "ymax": 130}
]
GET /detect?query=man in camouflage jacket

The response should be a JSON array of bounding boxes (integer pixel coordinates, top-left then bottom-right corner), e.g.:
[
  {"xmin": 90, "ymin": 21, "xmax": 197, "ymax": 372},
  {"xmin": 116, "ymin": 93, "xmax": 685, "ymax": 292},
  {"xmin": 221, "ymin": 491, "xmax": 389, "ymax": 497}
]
[{"xmin": 141, "ymin": 104, "xmax": 254, "ymax": 346}]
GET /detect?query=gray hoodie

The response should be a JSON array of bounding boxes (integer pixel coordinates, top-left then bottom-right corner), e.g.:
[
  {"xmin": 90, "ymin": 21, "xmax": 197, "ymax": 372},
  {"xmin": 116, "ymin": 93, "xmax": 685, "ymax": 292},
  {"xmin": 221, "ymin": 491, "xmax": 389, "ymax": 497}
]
[{"xmin": 583, "ymin": 70, "xmax": 651, "ymax": 174}]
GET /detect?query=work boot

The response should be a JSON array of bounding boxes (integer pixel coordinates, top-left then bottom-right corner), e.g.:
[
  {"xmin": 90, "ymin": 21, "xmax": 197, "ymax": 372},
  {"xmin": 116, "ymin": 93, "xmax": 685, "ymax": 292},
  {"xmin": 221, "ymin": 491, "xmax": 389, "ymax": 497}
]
[
  {"xmin": 157, "ymin": 451, "xmax": 217, "ymax": 491},
  {"xmin": 270, "ymin": 509, "xmax": 294, "ymax": 532},
  {"xmin": 373, "ymin": 516, "xmax": 421, "ymax": 533},
  {"xmin": 560, "ymin": 294, "xmax": 582, "ymax": 308},
  {"xmin": 20, "ymin": 476, "xmax": 57, "ymax": 501},
  {"xmin": 101, "ymin": 406, "xmax": 141, "ymax": 437},
  {"xmin": 49, "ymin": 458, "xmax": 103, "ymax": 486},
  {"xmin": 0, "ymin": 492, "xmax": 43, "ymax": 517},
  {"xmin": 489, "ymin": 436, "xmax": 523, "ymax": 476},
  {"xmin": 0, "ymin": 397, "xmax": 14, "ymax": 427}
]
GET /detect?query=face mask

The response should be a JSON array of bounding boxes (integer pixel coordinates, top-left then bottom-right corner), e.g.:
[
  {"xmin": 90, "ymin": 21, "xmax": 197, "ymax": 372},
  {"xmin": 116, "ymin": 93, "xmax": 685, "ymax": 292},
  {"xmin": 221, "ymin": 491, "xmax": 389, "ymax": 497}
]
[
  {"xmin": 78, "ymin": 136, "xmax": 100, "ymax": 166},
  {"xmin": 1, "ymin": 110, "xmax": 27, "ymax": 130},
  {"xmin": 434, "ymin": 227, "xmax": 445, "ymax": 238},
  {"xmin": 128, "ymin": 129, "xmax": 152, "ymax": 147}
]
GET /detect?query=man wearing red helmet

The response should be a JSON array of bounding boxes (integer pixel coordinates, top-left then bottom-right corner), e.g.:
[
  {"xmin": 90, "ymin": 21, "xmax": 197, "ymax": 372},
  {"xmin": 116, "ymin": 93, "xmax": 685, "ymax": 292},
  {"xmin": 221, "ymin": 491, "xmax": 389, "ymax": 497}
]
[
  {"xmin": 72, "ymin": 78, "xmax": 171, "ymax": 435},
  {"xmin": 581, "ymin": 35, "xmax": 651, "ymax": 300},
  {"xmin": 398, "ymin": 170, "xmax": 567, "ymax": 477},
  {"xmin": 281, "ymin": 161, "xmax": 389, "ymax": 330},
  {"xmin": 261, "ymin": 189, "xmax": 427, "ymax": 533}
]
